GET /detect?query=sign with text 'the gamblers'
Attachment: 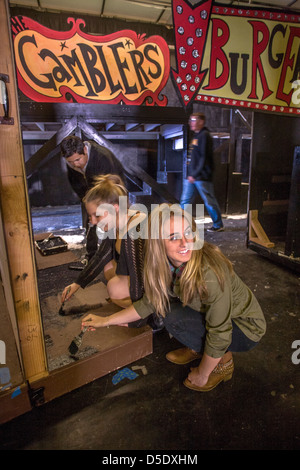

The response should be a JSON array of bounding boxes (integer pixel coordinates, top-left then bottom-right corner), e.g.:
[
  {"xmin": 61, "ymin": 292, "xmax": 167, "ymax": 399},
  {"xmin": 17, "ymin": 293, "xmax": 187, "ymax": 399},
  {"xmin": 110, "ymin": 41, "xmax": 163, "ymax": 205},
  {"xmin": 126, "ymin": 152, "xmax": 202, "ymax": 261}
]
[{"xmin": 11, "ymin": 16, "xmax": 170, "ymax": 106}]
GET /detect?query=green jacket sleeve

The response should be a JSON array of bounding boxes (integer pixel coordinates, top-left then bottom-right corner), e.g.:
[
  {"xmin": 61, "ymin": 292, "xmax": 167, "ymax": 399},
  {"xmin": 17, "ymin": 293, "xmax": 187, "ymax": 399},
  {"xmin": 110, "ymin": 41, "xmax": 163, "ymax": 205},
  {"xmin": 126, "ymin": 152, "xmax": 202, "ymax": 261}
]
[{"xmin": 133, "ymin": 294, "xmax": 155, "ymax": 319}]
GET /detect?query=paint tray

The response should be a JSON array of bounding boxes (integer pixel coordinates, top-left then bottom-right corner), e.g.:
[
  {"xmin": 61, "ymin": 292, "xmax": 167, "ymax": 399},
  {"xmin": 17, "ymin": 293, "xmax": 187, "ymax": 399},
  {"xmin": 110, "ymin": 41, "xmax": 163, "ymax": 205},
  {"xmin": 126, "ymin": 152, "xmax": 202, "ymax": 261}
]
[{"xmin": 35, "ymin": 236, "xmax": 68, "ymax": 256}]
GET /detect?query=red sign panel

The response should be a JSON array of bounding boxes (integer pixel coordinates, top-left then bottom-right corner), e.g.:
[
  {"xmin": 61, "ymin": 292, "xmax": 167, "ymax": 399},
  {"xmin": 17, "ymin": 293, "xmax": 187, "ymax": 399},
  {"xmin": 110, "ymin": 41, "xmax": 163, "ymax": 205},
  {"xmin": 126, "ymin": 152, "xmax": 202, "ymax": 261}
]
[
  {"xmin": 11, "ymin": 16, "xmax": 170, "ymax": 106},
  {"xmin": 171, "ymin": 0, "xmax": 300, "ymax": 114}
]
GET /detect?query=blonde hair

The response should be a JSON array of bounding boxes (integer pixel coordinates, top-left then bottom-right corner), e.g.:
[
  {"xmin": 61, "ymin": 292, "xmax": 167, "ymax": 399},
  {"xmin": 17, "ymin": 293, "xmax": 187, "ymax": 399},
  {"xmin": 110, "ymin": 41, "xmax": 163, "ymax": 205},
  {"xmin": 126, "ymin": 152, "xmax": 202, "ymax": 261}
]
[
  {"xmin": 83, "ymin": 174, "xmax": 127, "ymax": 206},
  {"xmin": 143, "ymin": 204, "xmax": 233, "ymax": 317}
]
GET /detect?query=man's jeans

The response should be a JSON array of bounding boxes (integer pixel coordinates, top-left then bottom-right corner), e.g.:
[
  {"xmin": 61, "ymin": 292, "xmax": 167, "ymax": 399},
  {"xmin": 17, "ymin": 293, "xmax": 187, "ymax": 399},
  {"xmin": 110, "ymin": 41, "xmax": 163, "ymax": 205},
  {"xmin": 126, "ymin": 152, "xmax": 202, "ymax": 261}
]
[{"xmin": 180, "ymin": 179, "xmax": 223, "ymax": 229}]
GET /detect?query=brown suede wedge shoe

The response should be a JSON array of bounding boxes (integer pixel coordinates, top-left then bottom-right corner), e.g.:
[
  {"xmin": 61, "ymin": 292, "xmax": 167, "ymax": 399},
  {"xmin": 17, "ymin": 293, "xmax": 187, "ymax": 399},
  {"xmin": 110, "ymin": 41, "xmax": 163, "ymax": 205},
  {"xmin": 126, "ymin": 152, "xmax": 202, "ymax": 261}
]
[
  {"xmin": 184, "ymin": 358, "xmax": 234, "ymax": 391},
  {"xmin": 166, "ymin": 347, "xmax": 202, "ymax": 365}
]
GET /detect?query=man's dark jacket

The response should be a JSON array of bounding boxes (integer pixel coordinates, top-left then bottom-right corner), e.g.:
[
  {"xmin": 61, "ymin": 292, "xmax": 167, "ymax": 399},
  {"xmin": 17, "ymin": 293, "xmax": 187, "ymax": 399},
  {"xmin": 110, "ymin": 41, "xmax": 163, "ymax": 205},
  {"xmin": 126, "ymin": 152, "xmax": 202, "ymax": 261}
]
[
  {"xmin": 67, "ymin": 141, "xmax": 125, "ymax": 199},
  {"xmin": 187, "ymin": 127, "xmax": 214, "ymax": 181}
]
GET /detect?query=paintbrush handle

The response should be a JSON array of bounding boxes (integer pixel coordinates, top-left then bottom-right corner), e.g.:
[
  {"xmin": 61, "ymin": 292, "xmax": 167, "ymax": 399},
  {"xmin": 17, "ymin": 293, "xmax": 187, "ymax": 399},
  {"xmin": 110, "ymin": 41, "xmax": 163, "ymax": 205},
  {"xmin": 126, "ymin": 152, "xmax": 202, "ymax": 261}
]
[{"xmin": 79, "ymin": 326, "xmax": 88, "ymax": 337}]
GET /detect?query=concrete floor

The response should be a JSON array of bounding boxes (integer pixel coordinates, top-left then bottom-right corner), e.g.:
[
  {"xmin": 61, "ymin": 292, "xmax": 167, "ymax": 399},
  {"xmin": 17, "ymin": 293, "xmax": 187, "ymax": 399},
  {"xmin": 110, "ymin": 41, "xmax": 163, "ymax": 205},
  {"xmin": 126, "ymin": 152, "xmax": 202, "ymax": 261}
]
[{"xmin": 1, "ymin": 213, "xmax": 300, "ymax": 450}]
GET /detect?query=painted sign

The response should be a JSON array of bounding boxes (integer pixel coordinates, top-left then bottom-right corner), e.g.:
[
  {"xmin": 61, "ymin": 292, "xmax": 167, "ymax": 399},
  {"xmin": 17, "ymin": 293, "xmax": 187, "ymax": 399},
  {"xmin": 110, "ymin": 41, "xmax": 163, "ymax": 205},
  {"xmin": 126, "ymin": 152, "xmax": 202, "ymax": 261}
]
[
  {"xmin": 11, "ymin": 0, "xmax": 300, "ymax": 114},
  {"xmin": 11, "ymin": 16, "xmax": 170, "ymax": 106},
  {"xmin": 172, "ymin": 0, "xmax": 300, "ymax": 114}
]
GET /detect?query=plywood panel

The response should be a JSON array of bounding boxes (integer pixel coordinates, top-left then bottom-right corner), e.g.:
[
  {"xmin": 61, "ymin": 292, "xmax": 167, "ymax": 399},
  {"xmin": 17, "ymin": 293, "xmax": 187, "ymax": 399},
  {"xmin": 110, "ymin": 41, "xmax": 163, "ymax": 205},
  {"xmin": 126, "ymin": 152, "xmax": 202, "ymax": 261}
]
[
  {"xmin": 0, "ymin": 280, "xmax": 24, "ymax": 390},
  {"xmin": 1, "ymin": 174, "xmax": 48, "ymax": 380},
  {"xmin": 40, "ymin": 281, "xmax": 151, "ymax": 371}
]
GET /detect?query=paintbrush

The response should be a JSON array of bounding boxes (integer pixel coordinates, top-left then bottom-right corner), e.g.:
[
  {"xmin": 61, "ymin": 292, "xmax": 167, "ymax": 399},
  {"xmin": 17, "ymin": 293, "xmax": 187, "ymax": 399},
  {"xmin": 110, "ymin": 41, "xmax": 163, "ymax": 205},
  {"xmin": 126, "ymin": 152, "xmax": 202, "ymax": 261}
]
[
  {"xmin": 68, "ymin": 323, "xmax": 90, "ymax": 355},
  {"xmin": 42, "ymin": 232, "xmax": 54, "ymax": 244},
  {"xmin": 59, "ymin": 286, "xmax": 71, "ymax": 316}
]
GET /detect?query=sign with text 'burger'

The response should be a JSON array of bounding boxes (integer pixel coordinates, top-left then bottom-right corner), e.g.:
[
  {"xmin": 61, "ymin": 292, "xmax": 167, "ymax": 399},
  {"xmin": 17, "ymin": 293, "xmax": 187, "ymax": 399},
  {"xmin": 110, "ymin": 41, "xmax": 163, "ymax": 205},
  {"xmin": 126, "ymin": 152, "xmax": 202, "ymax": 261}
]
[{"xmin": 171, "ymin": 0, "xmax": 300, "ymax": 114}]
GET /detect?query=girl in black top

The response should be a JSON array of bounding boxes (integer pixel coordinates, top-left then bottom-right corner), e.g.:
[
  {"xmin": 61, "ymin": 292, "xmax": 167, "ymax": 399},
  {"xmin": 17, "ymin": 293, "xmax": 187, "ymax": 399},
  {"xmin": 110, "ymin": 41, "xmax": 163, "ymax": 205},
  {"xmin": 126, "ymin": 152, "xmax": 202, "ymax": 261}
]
[{"xmin": 61, "ymin": 174, "xmax": 147, "ymax": 319}]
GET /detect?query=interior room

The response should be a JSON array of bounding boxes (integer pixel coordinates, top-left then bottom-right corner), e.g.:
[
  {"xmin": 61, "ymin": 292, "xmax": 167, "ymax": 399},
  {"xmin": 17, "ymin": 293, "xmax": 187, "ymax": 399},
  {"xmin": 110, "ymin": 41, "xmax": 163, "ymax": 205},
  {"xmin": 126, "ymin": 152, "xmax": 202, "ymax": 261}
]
[{"xmin": 0, "ymin": 0, "xmax": 299, "ymax": 452}]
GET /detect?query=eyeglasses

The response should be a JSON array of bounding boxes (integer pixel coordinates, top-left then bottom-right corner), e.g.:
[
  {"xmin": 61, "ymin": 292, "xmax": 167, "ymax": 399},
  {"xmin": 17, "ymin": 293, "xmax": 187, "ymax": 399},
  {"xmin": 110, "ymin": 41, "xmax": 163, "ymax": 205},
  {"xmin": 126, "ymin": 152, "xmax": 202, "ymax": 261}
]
[{"xmin": 189, "ymin": 117, "xmax": 198, "ymax": 122}]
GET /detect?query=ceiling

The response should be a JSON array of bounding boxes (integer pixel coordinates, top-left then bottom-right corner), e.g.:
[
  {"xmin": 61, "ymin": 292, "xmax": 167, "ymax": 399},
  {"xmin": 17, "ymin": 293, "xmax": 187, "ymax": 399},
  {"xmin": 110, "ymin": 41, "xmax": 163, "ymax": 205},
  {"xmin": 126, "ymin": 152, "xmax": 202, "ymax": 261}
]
[{"xmin": 9, "ymin": 0, "xmax": 300, "ymax": 27}]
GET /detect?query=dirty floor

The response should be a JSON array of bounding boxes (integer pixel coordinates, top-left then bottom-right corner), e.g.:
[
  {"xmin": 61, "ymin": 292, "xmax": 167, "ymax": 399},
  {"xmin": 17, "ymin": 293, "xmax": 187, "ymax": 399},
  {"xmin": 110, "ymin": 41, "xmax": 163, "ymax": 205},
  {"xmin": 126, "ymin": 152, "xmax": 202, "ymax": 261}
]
[{"xmin": 0, "ymin": 211, "xmax": 299, "ymax": 450}]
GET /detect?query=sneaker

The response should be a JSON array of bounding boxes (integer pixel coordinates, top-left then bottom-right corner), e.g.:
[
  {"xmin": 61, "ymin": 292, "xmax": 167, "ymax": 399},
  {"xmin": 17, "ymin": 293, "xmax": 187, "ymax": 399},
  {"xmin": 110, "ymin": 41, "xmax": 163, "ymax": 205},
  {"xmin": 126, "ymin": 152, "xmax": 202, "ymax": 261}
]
[
  {"xmin": 68, "ymin": 257, "xmax": 88, "ymax": 270},
  {"xmin": 206, "ymin": 226, "xmax": 224, "ymax": 232}
]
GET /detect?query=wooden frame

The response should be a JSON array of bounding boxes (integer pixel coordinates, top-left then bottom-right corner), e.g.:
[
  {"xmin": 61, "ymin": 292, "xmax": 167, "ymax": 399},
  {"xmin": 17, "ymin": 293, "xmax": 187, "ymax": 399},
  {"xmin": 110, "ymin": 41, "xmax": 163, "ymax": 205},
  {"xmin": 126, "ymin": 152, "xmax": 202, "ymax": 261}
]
[
  {"xmin": 0, "ymin": 328, "xmax": 152, "ymax": 424},
  {"xmin": 0, "ymin": 0, "xmax": 153, "ymax": 425},
  {"xmin": 0, "ymin": 0, "xmax": 48, "ymax": 383},
  {"xmin": 249, "ymin": 210, "xmax": 275, "ymax": 249}
]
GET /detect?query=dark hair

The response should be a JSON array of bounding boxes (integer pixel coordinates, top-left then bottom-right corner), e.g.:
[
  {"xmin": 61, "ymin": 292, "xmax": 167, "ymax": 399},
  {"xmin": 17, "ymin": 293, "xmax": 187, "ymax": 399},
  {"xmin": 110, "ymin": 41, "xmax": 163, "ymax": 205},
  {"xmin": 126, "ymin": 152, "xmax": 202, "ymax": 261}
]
[{"xmin": 60, "ymin": 136, "xmax": 85, "ymax": 158}]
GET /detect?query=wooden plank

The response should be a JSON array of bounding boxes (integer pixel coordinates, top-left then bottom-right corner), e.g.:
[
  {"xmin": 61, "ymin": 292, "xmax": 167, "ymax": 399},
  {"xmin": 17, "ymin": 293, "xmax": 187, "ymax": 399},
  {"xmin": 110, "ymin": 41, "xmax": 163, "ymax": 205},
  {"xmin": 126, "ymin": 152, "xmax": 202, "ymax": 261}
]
[
  {"xmin": 248, "ymin": 240, "xmax": 300, "ymax": 274},
  {"xmin": 1, "ymin": 175, "xmax": 48, "ymax": 380},
  {"xmin": 0, "ymin": 383, "xmax": 32, "ymax": 425},
  {"xmin": 0, "ymin": 274, "xmax": 24, "ymax": 388},
  {"xmin": 25, "ymin": 116, "xmax": 78, "ymax": 177},
  {"xmin": 20, "ymin": 102, "xmax": 189, "ymax": 125},
  {"xmin": 0, "ymin": 203, "xmax": 21, "ymax": 359},
  {"xmin": 0, "ymin": 324, "xmax": 153, "ymax": 425},
  {"xmin": 32, "ymin": 328, "xmax": 152, "ymax": 406},
  {"xmin": 249, "ymin": 210, "xmax": 275, "ymax": 248},
  {"xmin": 0, "ymin": 0, "xmax": 48, "ymax": 382}
]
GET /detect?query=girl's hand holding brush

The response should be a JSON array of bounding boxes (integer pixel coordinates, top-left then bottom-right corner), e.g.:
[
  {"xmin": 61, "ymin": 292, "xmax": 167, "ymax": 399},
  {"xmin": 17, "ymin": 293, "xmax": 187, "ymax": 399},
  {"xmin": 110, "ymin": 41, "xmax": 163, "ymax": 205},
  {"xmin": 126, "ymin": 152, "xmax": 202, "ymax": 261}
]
[
  {"xmin": 61, "ymin": 282, "xmax": 80, "ymax": 303},
  {"xmin": 81, "ymin": 313, "xmax": 108, "ymax": 329},
  {"xmin": 81, "ymin": 305, "xmax": 142, "ymax": 329}
]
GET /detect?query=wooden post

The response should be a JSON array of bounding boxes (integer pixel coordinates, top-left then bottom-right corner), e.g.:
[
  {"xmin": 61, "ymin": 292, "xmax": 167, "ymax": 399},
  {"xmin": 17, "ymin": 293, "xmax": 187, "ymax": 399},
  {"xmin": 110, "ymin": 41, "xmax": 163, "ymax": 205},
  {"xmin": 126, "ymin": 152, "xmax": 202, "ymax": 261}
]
[
  {"xmin": 249, "ymin": 210, "xmax": 275, "ymax": 248},
  {"xmin": 0, "ymin": 0, "xmax": 48, "ymax": 381}
]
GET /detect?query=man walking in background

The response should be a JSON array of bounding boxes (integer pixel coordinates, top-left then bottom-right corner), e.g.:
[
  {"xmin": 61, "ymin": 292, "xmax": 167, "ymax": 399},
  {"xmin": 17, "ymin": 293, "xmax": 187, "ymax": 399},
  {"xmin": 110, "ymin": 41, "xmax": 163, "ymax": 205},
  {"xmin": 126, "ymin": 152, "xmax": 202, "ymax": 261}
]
[{"xmin": 180, "ymin": 112, "xmax": 224, "ymax": 232}]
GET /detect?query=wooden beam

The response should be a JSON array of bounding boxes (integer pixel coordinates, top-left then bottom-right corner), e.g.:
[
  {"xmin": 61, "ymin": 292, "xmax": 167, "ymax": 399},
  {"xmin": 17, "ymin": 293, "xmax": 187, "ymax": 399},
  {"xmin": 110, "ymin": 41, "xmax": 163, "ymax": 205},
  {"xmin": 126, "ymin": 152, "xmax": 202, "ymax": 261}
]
[
  {"xmin": 0, "ymin": 0, "xmax": 48, "ymax": 381},
  {"xmin": 249, "ymin": 210, "xmax": 275, "ymax": 248},
  {"xmin": 19, "ymin": 102, "xmax": 189, "ymax": 125},
  {"xmin": 78, "ymin": 118, "xmax": 178, "ymax": 203},
  {"xmin": 235, "ymin": 109, "xmax": 252, "ymax": 130},
  {"xmin": 25, "ymin": 116, "xmax": 78, "ymax": 177},
  {"xmin": 0, "ymin": 203, "xmax": 22, "ymax": 362},
  {"xmin": 213, "ymin": 139, "xmax": 229, "ymax": 156}
]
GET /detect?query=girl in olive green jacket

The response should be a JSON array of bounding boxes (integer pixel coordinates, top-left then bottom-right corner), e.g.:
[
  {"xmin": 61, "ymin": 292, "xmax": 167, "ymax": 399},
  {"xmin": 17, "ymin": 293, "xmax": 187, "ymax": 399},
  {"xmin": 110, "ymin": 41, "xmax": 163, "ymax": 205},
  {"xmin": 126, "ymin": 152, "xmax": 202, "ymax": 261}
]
[{"xmin": 82, "ymin": 204, "xmax": 266, "ymax": 392}]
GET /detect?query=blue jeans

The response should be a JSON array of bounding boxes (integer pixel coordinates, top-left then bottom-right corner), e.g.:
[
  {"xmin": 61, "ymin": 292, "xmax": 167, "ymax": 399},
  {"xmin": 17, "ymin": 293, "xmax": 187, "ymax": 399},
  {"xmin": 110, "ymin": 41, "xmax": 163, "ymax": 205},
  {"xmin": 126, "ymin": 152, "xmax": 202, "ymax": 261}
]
[
  {"xmin": 163, "ymin": 300, "xmax": 258, "ymax": 354},
  {"xmin": 180, "ymin": 179, "xmax": 223, "ymax": 229}
]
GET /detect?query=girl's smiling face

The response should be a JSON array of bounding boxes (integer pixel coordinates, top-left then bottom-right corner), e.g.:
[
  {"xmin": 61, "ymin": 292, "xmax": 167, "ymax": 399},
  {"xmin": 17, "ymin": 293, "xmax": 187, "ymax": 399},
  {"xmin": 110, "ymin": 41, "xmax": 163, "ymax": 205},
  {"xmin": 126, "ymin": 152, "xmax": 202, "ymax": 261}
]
[{"xmin": 163, "ymin": 215, "xmax": 194, "ymax": 267}]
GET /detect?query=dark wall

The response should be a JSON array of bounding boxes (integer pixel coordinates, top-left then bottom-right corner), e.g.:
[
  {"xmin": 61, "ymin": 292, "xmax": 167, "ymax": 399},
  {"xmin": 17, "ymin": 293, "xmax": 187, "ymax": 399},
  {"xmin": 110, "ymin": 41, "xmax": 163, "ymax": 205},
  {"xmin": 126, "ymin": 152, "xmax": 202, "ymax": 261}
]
[
  {"xmin": 24, "ymin": 143, "xmax": 79, "ymax": 206},
  {"xmin": 249, "ymin": 112, "xmax": 300, "ymax": 238}
]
